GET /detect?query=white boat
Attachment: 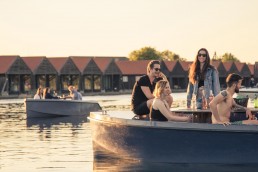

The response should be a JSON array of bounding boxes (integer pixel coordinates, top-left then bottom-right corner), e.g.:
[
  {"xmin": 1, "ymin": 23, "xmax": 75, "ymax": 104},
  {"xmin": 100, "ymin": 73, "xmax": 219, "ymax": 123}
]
[{"xmin": 25, "ymin": 98, "xmax": 102, "ymax": 118}]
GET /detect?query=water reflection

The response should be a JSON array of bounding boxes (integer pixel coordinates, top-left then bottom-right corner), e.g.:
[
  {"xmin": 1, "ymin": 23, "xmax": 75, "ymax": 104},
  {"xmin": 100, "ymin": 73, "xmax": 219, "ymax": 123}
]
[
  {"xmin": 94, "ymin": 156, "xmax": 258, "ymax": 172},
  {"xmin": 26, "ymin": 116, "xmax": 88, "ymax": 129},
  {"xmin": 93, "ymin": 148, "xmax": 258, "ymax": 172},
  {"xmin": 1, "ymin": 111, "xmax": 93, "ymax": 172},
  {"xmin": 2, "ymin": 95, "xmax": 258, "ymax": 172}
]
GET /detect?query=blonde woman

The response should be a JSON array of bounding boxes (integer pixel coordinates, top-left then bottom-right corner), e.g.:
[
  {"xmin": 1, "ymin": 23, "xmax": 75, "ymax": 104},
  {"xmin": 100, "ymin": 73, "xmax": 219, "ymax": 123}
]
[
  {"xmin": 150, "ymin": 80, "xmax": 191, "ymax": 122},
  {"xmin": 33, "ymin": 87, "xmax": 43, "ymax": 99}
]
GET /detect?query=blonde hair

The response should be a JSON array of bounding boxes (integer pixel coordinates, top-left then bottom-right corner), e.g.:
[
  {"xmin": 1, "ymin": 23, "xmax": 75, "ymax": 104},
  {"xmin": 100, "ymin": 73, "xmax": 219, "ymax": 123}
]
[
  {"xmin": 153, "ymin": 80, "xmax": 168, "ymax": 98},
  {"xmin": 36, "ymin": 87, "xmax": 42, "ymax": 95}
]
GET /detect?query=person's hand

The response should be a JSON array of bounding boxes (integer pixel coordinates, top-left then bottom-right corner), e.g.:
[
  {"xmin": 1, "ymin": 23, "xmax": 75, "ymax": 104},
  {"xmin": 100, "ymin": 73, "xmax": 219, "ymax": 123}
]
[
  {"xmin": 246, "ymin": 108, "xmax": 253, "ymax": 119},
  {"xmin": 158, "ymin": 72, "xmax": 167, "ymax": 80},
  {"xmin": 187, "ymin": 115, "xmax": 193, "ymax": 122},
  {"xmin": 214, "ymin": 121, "xmax": 231, "ymax": 126}
]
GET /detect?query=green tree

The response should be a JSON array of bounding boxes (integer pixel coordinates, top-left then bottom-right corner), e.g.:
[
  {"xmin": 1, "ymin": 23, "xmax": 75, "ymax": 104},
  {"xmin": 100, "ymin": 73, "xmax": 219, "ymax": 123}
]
[
  {"xmin": 128, "ymin": 47, "xmax": 161, "ymax": 61},
  {"xmin": 129, "ymin": 47, "xmax": 186, "ymax": 61},
  {"xmin": 221, "ymin": 53, "xmax": 240, "ymax": 62},
  {"xmin": 160, "ymin": 50, "xmax": 187, "ymax": 61},
  {"xmin": 160, "ymin": 50, "xmax": 179, "ymax": 61}
]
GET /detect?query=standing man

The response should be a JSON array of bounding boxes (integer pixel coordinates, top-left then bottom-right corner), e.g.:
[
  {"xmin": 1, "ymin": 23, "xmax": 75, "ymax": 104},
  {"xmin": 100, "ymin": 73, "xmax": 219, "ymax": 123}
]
[
  {"xmin": 131, "ymin": 60, "xmax": 172, "ymax": 119},
  {"xmin": 210, "ymin": 73, "xmax": 258, "ymax": 125}
]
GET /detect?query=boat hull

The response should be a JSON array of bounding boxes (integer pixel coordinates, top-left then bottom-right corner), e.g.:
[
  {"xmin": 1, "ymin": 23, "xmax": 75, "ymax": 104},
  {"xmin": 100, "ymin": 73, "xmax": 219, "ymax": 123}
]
[
  {"xmin": 25, "ymin": 99, "xmax": 101, "ymax": 118},
  {"xmin": 89, "ymin": 111, "xmax": 258, "ymax": 163}
]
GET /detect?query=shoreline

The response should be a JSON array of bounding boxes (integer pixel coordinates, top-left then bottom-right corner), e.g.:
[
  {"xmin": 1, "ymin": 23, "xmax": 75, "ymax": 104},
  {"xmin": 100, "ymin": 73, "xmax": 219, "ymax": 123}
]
[{"xmin": 0, "ymin": 89, "xmax": 187, "ymax": 100}]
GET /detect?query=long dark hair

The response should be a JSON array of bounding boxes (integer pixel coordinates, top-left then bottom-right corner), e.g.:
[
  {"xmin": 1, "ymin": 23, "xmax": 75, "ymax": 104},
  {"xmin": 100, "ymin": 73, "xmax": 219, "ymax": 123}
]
[
  {"xmin": 189, "ymin": 48, "xmax": 214, "ymax": 84},
  {"xmin": 43, "ymin": 87, "xmax": 50, "ymax": 98}
]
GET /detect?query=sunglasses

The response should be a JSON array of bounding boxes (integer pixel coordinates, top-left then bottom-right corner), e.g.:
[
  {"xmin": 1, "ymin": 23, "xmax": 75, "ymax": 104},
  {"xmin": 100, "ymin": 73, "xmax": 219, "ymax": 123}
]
[
  {"xmin": 198, "ymin": 53, "xmax": 207, "ymax": 57},
  {"xmin": 154, "ymin": 68, "xmax": 161, "ymax": 71}
]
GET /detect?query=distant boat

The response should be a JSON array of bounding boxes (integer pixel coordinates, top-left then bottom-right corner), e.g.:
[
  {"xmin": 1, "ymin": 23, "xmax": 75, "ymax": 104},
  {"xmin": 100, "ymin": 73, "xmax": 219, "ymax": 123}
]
[
  {"xmin": 88, "ymin": 110, "xmax": 258, "ymax": 163},
  {"xmin": 25, "ymin": 98, "xmax": 102, "ymax": 118}
]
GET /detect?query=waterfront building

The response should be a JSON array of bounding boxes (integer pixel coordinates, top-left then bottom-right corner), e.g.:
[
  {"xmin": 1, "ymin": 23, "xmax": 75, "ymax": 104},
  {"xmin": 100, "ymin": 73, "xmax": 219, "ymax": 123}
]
[
  {"xmin": 0, "ymin": 55, "xmax": 257, "ymax": 96},
  {"xmin": 0, "ymin": 56, "xmax": 31, "ymax": 95},
  {"xmin": 22, "ymin": 56, "xmax": 57, "ymax": 92}
]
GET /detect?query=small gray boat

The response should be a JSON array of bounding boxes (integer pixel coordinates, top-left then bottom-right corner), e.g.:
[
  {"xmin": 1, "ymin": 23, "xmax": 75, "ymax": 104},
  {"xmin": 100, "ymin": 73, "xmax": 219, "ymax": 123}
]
[
  {"xmin": 88, "ymin": 110, "xmax": 258, "ymax": 164},
  {"xmin": 25, "ymin": 98, "xmax": 101, "ymax": 118}
]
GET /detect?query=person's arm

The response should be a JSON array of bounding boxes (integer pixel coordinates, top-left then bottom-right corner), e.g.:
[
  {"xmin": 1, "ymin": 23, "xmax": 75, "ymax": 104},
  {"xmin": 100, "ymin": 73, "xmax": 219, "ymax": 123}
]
[
  {"xmin": 209, "ymin": 90, "xmax": 229, "ymax": 125},
  {"xmin": 233, "ymin": 100, "xmax": 253, "ymax": 119},
  {"xmin": 158, "ymin": 72, "xmax": 168, "ymax": 81},
  {"xmin": 141, "ymin": 86, "xmax": 155, "ymax": 99},
  {"xmin": 155, "ymin": 100, "xmax": 189, "ymax": 122}
]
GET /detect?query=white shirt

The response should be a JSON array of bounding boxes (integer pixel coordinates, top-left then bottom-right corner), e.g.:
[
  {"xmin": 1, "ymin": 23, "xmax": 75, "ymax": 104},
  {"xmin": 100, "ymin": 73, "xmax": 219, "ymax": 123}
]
[{"xmin": 34, "ymin": 94, "xmax": 42, "ymax": 99}]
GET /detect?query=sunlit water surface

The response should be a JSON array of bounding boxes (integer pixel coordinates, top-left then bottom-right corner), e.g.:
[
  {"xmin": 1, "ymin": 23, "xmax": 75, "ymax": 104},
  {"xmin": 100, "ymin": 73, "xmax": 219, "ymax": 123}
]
[{"xmin": 0, "ymin": 93, "xmax": 257, "ymax": 172}]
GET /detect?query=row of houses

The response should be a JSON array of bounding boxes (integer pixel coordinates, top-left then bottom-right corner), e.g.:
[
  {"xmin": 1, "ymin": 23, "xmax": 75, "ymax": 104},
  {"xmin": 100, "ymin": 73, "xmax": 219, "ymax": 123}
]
[{"xmin": 0, "ymin": 55, "xmax": 258, "ymax": 96}]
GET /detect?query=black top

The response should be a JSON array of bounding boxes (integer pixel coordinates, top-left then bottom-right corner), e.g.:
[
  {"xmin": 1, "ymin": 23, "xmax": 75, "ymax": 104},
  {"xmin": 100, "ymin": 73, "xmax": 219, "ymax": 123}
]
[
  {"xmin": 198, "ymin": 79, "xmax": 204, "ymax": 88},
  {"xmin": 131, "ymin": 75, "xmax": 162, "ymax": 111},
  {"xmin": 44, "ymin": 93, "xmax": 58, "ymax": 99},
  {"xmin": 150, "ymin": 108, "xmax": 168, "ymax": 121}
]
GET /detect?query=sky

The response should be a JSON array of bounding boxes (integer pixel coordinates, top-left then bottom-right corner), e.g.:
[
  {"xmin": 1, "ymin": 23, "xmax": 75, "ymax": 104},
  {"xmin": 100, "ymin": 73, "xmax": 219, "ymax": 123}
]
[{"xmin": 0, "ymin": 0, "xmax": 258, "ymax": 63}]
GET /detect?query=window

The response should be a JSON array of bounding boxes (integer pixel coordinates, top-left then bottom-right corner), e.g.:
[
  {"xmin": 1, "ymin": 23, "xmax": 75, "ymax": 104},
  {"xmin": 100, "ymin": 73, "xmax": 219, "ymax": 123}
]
[
  {"xmin": 93, "ymin": 75, "xmax": 101, "ymax": 90},
  {"xmin": 122, "ymin": 76, "xmax": 128, "ymax": 82}
]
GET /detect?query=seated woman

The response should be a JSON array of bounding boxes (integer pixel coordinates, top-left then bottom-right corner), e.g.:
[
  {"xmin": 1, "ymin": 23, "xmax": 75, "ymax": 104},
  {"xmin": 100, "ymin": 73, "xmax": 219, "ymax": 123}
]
[
  {"xmin": 150, "ymin": 80, "xmax": 191, "ymax": 122},
  {"xmin": 33, "ymin": 87, "xmax": 43, "ymax": 99},
  {"xmin": 43, "ymin": 87, "xmax": 58, "ymax": 99}
]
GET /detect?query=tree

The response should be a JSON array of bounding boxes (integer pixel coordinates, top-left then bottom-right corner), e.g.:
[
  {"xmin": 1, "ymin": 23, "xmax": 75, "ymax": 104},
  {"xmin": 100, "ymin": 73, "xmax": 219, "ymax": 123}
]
[
  {"xmin": 221, "ymin": 53, "xmax": 240, "ymax": 62},
  {"xmin": 128, "ymin": 47, "xmax": 186, "ymax": 61},
  {"xmin": 160, "ymin": 50, "xmax": 183, "ymax": 61},
  {"xmin": 128, "ymin": 47, "xmax": 161, "ymax": 61}
]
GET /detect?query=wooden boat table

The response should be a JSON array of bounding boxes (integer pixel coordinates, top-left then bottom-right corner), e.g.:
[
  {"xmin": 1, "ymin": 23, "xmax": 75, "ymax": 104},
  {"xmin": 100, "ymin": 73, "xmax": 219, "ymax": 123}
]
[{"xmin": 171, "ymin": 108, "xmax": 258, "ymax": 123}]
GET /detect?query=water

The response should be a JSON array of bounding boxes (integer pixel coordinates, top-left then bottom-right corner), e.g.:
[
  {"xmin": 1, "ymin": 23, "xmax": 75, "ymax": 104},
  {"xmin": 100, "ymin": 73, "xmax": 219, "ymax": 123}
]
[{"xmin": 0, "ymin": 93, "xmax": 257, "ymax": 172}]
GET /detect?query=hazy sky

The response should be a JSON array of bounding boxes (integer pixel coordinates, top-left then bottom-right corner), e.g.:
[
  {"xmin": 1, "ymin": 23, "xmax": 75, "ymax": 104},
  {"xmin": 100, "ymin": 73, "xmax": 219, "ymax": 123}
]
[{"xmin": 1, "ymin": 0, "xmax": 258, "ymax": 63}]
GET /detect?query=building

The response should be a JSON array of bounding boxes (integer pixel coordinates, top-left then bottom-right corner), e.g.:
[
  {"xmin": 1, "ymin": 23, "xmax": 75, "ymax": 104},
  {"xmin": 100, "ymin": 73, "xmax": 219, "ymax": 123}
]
[{"xmin": 0, "ymin": 55, "xmax": 256, "ymax": 96}]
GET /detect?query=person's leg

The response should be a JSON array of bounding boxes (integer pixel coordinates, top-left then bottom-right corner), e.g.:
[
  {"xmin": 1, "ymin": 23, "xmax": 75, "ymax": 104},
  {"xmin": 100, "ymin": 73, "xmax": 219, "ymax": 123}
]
[{"xmin": 133, "ymin": 101, "xmax": 150, "ymax": 116}]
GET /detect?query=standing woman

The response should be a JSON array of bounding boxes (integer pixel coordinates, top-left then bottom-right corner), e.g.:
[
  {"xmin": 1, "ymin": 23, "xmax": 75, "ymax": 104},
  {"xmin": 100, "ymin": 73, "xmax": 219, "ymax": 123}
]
[{"xmin": 187, "ymin": 48, "xmax": 220, "ymax": 109}]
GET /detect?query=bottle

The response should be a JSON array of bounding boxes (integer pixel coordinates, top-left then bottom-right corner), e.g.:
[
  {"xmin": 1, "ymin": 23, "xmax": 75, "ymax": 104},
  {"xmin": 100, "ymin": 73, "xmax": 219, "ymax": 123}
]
[
  {"xmin": 192, "ymin": 94, "xmax": 196, "ymax": 110},
  {"xmin": 196, "ymin": 87, "xmax": 203, "ymax": 109},
  {"xmin": 196, "ymin": 97, "xmax": 202, "ymax": 109},
  {"xmin": 202, "ymin": 97, "xmax": 206, "ymax": 109},
  {"xmin": 209, "ymin": 90, "xmax": 214, "ymax": 100},
  {"xmin": 254, "ymin": 94, "xmax": 258, "ymax": 108},
  {"xmin": 208, "ymin": 90, "xmax": 214, "ymax": 108}
]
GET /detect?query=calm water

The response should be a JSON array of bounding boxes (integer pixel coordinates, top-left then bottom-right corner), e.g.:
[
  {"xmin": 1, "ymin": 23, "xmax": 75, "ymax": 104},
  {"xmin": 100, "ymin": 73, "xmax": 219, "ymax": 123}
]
[{"xmin": 0, "ymin": 93, "xmax": 257, "ymax": 172}]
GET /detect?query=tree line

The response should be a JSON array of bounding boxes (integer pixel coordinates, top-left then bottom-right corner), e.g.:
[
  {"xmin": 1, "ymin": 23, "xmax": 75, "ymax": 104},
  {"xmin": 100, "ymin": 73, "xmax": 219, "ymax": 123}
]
[{"xmin": 128, "ymin": 47, "xmax": 241, "ymax": 62}]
